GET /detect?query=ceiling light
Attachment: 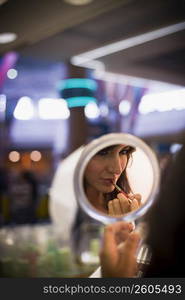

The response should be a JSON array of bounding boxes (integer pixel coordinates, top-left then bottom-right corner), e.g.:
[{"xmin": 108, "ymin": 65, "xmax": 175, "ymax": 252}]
[
  {"xmin": 67, "ymin": 96, "xmax": 97, "ymax": 108},
  {"xmin": 13, "ymin": 96, "xmax": 34, "ymax": 120},
  {"xmin": 119, "ymin": 100, "xmax": 131, "ymax": 116},
  {"xmin": 71, "ymin": 21, "xmax": 185, "ymax": 65},
  {"xmin": 38, "ymin": 98, "xmax": 70, "ymax": 119},
  {"xmin": 138, "ymin": 89, "xmax": 185, "ymax": 114},
  {"xmin": 0, "ymin": 32, "xmax": 17, "ymax": 44},
  {"xmin": 84, "ymin": 102, "xmax": 100, "ymax": 119},
  {"xmin": 59, "ymin": 78, "xmax": 97, "ymax": 91},
  {"xmin": 64, "ymin": 0, "xmax": 93, "ymax": 5}
]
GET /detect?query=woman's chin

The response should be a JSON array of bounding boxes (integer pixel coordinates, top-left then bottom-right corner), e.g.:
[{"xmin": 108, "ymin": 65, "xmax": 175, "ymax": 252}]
[
  {"xmin": 101, "ymin": 186, "xmax": 114, "ymax": 193},
  {"xmin": 92, "ymin": 183, "xmax": 115, "ymax": 193}
]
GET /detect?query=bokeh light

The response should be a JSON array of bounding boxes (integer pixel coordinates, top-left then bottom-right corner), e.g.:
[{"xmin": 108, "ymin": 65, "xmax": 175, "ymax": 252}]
[
  {"xmin": 8, "ymin": 151, "xmax": 20, "ymax": 162},
  {"xmin": 30, "ymin": 150, "xmax": 42, "ymax": 162}
]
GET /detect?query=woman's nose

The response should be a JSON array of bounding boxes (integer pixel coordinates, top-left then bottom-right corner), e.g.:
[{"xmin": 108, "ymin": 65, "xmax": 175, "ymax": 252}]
[{"xmin": 107, "ymin": 156, "xmax": 123, "ymax": 175}]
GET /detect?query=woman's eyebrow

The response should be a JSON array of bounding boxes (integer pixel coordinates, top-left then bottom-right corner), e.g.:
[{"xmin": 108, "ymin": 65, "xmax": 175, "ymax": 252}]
[
  {"xmin": 105, "ymin": 145, "xmax": 116, "ymax": 151},
  {"xmin": 104, "ymin": 145, "xmax": 128, "ymax": 151},
  {"xmin": 97, "ymin": 144, "xmax": 134, "ymax": 154},
  {"xmin": 97, "ymin": 145, "xmax": 116, "ymax": 153},
  {"xmin": 119, "ymin": 145, "xmax": 135, "ymax": 152}
]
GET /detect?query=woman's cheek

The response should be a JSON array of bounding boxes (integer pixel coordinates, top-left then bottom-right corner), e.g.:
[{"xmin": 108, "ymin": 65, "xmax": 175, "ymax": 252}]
[
  {"xmin": 87, "ymin": 161, "xmax": 101, "ymax": 174},
  {"xmin": 121, "ymin": 159, "xmax": 127, "ymax": 171}
]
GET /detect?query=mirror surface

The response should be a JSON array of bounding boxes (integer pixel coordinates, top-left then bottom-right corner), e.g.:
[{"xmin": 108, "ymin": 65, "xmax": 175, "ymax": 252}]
[
  {"xmin": 74, "ymin": 133, "xmax": 160, "ymax": 224},
  {"xmin": 84, "ymin": 144, "xmax": 153, "ymax": 217}
]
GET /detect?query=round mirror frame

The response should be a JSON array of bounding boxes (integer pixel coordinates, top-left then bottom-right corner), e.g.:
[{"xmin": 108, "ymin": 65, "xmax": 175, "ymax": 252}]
[{"xmin": 74, "ymin": 133, "xmax": 160, "ymax": 224}]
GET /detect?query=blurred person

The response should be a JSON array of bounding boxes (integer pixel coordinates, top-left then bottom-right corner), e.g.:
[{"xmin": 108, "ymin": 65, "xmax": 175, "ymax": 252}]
[
  {"xmin": 0, "ymin": 167, "xmax": 9, "ymax": 226},
  {"xmin": 99, "ymin": 138, "xmax": 185, "ymax": 277},
  {"xmin": 144, "ymin": 140, "xmax": 185, "ymax": 277},
  {"xmin": 9, "ymin": 170, "xmax": 38, "ymax": 224}
]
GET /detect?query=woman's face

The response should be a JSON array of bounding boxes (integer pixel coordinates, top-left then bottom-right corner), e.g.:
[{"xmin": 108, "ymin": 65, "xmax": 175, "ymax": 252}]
[{"xmin": 84, "ymin": 144, "xmax": 131, "ymax": 194}]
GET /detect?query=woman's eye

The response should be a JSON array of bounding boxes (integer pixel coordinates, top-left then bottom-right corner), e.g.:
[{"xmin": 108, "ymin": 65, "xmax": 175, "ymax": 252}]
[
  {"xmin": 120, "ymin": 148, "xmax": 130, "ymax": 155},
  {"xmin": 97, "ymin": 150, "xmax": 109, "ymax": 156}
]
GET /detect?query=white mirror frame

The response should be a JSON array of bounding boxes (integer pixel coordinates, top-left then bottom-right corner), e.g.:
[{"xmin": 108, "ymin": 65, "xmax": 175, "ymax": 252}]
[{"xmin": 74, "ymin": 133, "xmax": 160, "ymax": 224}]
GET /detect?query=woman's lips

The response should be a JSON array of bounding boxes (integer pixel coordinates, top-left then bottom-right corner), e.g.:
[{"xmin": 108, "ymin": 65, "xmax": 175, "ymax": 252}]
[{"xmin": 101, "ymin": 178, "xmax": 116, "ymax": 185}]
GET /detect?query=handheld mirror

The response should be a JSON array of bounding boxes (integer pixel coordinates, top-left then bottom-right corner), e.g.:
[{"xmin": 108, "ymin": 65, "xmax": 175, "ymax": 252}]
[{"xmin": 74, "ymin": 133, "xmax": 160, "ymax": 224}]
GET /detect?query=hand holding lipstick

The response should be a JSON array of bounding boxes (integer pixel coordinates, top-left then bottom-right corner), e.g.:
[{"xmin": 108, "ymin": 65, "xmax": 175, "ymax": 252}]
[{"xmin": 108, "ymin": 192, "xmax": 141, "ymax": 217}]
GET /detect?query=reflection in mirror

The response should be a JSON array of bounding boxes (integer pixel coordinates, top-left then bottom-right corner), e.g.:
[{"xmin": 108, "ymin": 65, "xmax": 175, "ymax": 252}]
[
  {"xmin": 83, "ymin": 143, "xmax": 153, "ymax": 217},
  {"xmin": 74, "ymin": 133, "xmax": 160, "ymax": 224}
]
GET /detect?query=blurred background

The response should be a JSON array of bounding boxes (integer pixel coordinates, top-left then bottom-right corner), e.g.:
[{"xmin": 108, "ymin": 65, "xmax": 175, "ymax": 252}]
[{"xmin": 0, "ymin": 0, "xmax": 185, "ymax": 277}]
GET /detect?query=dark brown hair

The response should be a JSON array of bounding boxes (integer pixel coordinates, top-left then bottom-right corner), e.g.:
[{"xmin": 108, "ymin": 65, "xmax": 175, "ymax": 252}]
[{"xmin": 144, "ymin": 141, "xmax": 185, "ymax": 277}]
